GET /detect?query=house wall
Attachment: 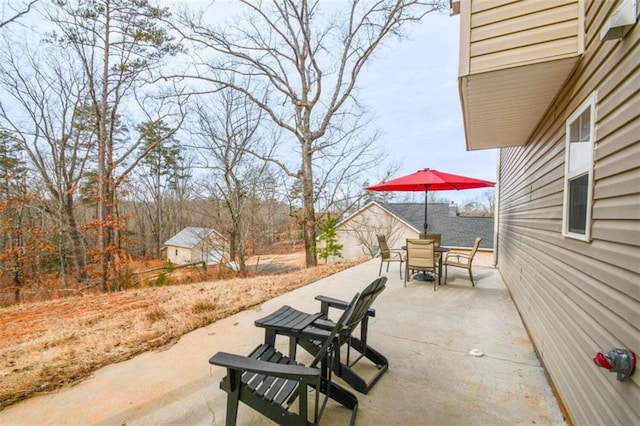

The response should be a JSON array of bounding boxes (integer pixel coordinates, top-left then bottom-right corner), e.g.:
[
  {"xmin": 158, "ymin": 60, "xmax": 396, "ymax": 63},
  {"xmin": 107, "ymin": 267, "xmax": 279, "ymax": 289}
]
[
  {"xmin": 334, "ymin": 204, "xmax": 418, "ymax": 262},
  {"xmin": 462, "ymin": 0, "xmax": 581, "ymax": 74},
  {"xmin": 166, "ymin": 235, "xmax": 227, "ymax": 265},
  {"xmin": 458, "ymin": 0, "xmax": 583, "ymax": 150},
  {"xmin": 193, "ymin": 235, "xmax": 227, "ymax": 265},
  {"xmin": 167, "ymin": 246, "xmax": 192, "ymax": 265},
  {"xmin": 496, "ymin": 1, "xmax": 640, "ymax": 424}
]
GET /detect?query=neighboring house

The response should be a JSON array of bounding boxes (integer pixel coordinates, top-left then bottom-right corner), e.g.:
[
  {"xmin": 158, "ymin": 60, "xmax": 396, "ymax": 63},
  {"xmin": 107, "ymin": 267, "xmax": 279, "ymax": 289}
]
[
  {"xmin": 164, "ymin": 227, "xmax": 227, "ymax": 265},
  {"xmin": 454, "ymin": 1, "xmax": 639, "ymax": 424},
  {"xmin": 334, "ymin": 201, "xmax": 493, "ymax": 261}
]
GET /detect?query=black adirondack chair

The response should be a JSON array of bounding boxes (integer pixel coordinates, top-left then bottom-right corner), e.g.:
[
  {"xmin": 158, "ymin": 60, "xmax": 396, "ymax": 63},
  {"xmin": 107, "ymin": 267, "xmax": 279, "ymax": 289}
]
[
  {"xmin": 209, "ymin": 294, "xmax": 362, "ymax": 426},
  {"xmin": 254, "ymin": 277, "xmax": 388, "ymax": 394}
]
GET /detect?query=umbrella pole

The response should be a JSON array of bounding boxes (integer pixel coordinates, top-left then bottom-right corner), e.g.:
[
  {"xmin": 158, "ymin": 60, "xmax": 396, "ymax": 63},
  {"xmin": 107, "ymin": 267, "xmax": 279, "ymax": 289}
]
[
  {"xmin": 414, "ymin": 186, "xmax": 434, "ymax": 282},
  {"xmin": 423, "ymin": 187, "xmax": 428, "ymax": 234}
]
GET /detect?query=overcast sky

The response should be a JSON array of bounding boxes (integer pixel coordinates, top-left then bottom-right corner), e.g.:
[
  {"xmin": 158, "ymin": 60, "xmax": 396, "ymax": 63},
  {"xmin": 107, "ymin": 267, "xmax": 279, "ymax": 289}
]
[
  {"xmin": 4, "ymin": 1, "xmax": 497, "ymax": 206},
  {"xmin": 357, "ymin": 8, "xmax": 498, "ymax": 204},
  {"xmin": 179, "ymin": 1, "xmax": 497, "ymax": 205}
]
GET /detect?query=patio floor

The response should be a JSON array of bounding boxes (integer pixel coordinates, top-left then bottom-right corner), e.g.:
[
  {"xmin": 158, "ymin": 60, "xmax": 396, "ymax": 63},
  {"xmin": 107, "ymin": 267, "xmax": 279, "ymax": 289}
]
[{"xmin": 0, "ymin": 258, "xmax": 566, "ymax": 425}]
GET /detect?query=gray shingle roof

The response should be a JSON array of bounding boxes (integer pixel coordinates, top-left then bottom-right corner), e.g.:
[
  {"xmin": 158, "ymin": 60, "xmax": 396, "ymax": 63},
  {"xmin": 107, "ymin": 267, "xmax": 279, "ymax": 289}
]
[
  {"xmin": 380, "ymin": 202, "xmax": 494, "ymax": 248},
  {"xmin": 164, "ymin": 227, "xmax": 216, "ymax": 249}
]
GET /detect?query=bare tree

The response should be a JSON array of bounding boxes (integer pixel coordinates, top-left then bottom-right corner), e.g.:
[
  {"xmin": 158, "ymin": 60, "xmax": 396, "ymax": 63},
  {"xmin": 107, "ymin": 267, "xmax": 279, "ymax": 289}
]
[
  {"xmin": 461, "ymin": 189, "xmax": 495, "ymax": 216},
  {"xmin": 250, "ymin": 167, "xmax": 292, "ymax": 251},
  {"xmin": 133, "ymin": 120, "xmax": 184, "ymax": 258},
  {"xmin": 173, "ymin": 0, "xmax": 446, "ymax": 267},
  {"xmin": 164, "ymin": 152, "xmax": 195, "ymax": 235},
  {"xmin": 48, "ymin": 0, "xmax": 186, "ymax": 290},
  {"xmin": 0, "ymin": 41, "xmax": 92, "ymax": 283},
  {"xmin": 342, "ymin": 210, "xmax": 406, "ymax": 259},
  {"xmin": 0, "ymin": 132, "xmax": 28, "ymax": 302},
  {"xmin": 0, "ymin": 0, "xmax": 38, "ymax": 29},
  {"xmin": 191, "ymin": 89, "xmax": 271, "ymax": 275}
]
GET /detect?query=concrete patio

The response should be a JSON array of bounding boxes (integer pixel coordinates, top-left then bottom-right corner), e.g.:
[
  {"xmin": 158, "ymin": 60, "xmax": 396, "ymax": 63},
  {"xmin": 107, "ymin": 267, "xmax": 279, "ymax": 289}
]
[{"xmin": 0, "ymin": 257, "xmax": 566, "ymax": 425}]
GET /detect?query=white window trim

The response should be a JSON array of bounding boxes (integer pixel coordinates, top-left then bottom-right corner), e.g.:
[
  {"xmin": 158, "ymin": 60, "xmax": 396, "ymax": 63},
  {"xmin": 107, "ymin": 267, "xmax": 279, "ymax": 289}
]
[{"xmin": 562, "ymin": 92, "xmax": 596, "ymax": 241}]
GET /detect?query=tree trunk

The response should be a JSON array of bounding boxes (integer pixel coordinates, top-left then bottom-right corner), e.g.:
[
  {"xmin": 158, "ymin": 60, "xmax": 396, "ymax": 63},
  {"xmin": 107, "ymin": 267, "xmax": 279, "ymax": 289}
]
[
  {"xmin": 238, "ymin": 252, "xmax": 246, "ymax": 277},
  {"xmin": 154, "ymin": 164, "xmax": 162, "ymax": 258},
  {"xmin": 64, "ymin": 193, "xmax": 87, "ymax": 282},
  {"xmin": 98, "ymin": 2, "xmax": 112, "ymax": 292},
  {"xmin": 229, "ymin": 230, "xmax": 237, "ymax": 265},
  {"xmin": 301, "ymin": 141, "xmax": 317, "ymax": 267},
  {"xmin": 105, "ymin": 170, "xmax": 116, "ymax": 291},
  {"xmin": 12, "ymin": 240, "xmax": 21, "ymax": 305},
  {"xmin": 10, "ymin": 210, "xmax": 22, "ymax": 303},
  {"xmin": 13, "ymin": 268, "xmax": 20, "ymax": 304}
]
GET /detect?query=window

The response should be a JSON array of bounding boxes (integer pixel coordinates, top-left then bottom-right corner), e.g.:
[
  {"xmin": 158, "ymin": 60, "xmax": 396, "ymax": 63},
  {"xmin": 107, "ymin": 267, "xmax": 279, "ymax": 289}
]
[
  {"xmin": 562, "ymin": 93, "xmax": 596, "ymax": 241},
  {"xmin": 175, "ymin": 249, "xmax": 178, "ymax": 256}
]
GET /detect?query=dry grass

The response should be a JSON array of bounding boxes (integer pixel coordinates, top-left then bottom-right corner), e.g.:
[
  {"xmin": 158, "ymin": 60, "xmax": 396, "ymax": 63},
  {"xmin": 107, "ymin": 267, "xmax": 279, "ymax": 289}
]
[{"xmin": 0, "ymin": 260, "xmax": 361, "ymax": 409}]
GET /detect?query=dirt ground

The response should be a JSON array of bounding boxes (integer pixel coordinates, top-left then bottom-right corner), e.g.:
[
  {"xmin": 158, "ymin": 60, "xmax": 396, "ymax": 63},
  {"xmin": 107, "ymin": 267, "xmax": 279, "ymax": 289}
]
[
  {"xmin": 245, "ymin": 251, "xmax": 308, "ymax": 273},
  {"xmin": 1, "ymin": 251, "xmax": 305, "ymax": 346},
  {"xmin": 0, "ymin": 251, "xmax": 361, "ymax": 409}
]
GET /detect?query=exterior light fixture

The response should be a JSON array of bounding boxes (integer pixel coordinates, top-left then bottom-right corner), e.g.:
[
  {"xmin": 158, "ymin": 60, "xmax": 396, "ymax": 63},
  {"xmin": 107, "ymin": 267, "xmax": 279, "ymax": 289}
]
[{"xmin": 600, "ymin": 0, "xmax": 637, "ymax": 41}]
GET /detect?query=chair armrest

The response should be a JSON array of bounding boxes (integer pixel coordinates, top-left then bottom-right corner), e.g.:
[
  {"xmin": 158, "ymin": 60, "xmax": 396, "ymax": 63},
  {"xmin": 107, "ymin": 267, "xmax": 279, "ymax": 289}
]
[
  {"xmin": 390, "ymin": 249, "xmax": 405, "ymax": 259},
  {"xmin": 310, "ymin": 318, "xmax": 336, "ymax": 330},
  {"xmin": 315, "ymin": 295, "xmax": 376, "ymax": 317},
  {"xmin": 300, "ymin": 326, "xmax": 350, "ymax": 346},
  {"xmin": 209, "ymin": 352, "xmax": 320, "ymax": 380},
  {"xmin": 445, "ymin": 252, "xmax": 471, "ymax": 262},
  {"xmin": 301, "ymin": 325, "xmax": 333, "ymax": 339},
  {"xmin": 314, "ymin": 294, "xmax": 348, "ymax": 309}
]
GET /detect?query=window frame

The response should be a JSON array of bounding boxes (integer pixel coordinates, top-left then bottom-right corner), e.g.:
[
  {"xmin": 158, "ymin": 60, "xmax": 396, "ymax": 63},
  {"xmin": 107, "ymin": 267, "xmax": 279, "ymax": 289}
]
[{"xmin": 562, "ymin": 92, "xmax": 596, "ymax": 241}]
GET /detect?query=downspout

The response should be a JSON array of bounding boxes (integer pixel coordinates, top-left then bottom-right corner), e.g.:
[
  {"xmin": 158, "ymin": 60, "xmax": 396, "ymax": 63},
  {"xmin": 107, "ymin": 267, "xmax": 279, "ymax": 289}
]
[{"xmin": 493, "ymin": 149, "xmax": 501, "ymax": 268}]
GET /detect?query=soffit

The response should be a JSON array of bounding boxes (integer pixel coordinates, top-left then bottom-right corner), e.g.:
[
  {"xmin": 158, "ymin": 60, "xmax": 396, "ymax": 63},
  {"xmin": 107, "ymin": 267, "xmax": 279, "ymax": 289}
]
[{"xmin": 460, "ymin": 56, "xmax": 580, "ymax": 150}]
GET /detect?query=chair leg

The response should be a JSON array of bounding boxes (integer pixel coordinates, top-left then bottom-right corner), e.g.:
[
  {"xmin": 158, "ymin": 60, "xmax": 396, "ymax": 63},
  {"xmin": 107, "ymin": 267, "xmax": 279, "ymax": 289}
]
[
  {"xmin": 298, "ymin": 383, "xmax": 308, "ymax": 426},
  {"xmin": 324, "ymin": 380, "xmax": 358, "ymax": 425},
  {"xmin": 434, "ymin": 267, "xmax": 439, "ymax": 291},
  {"xmin": 226, "ymin": 370, "xmax": 241, "ymax": 426},
  {"xmin": 404, "ymin": 264, "xmax": 407, "ymax": 287},
  {"xmin": 444, "ymin": 264, "xmax": 448, "ymax": 283},
  {"xmin": 399, "ymin": 261, "xmax": 403, "ymax": 279},
  {"xmin": 469, "ymin": 267, "xmax": 475, "ymax": 287},
  {"xmin": 338, "ymin": 337, "xmax": 389, "ymax": 394},
  {"xmin": 378, "ymin": 260, "xmax": 383, "ymax": 276}
]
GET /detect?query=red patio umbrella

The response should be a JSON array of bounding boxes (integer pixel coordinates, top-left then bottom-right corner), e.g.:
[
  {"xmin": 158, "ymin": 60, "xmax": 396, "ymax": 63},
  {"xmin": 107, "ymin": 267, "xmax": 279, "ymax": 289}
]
[{"xmin": 366, "ymin": 168, "xmax": 495, "ymax": 234}]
